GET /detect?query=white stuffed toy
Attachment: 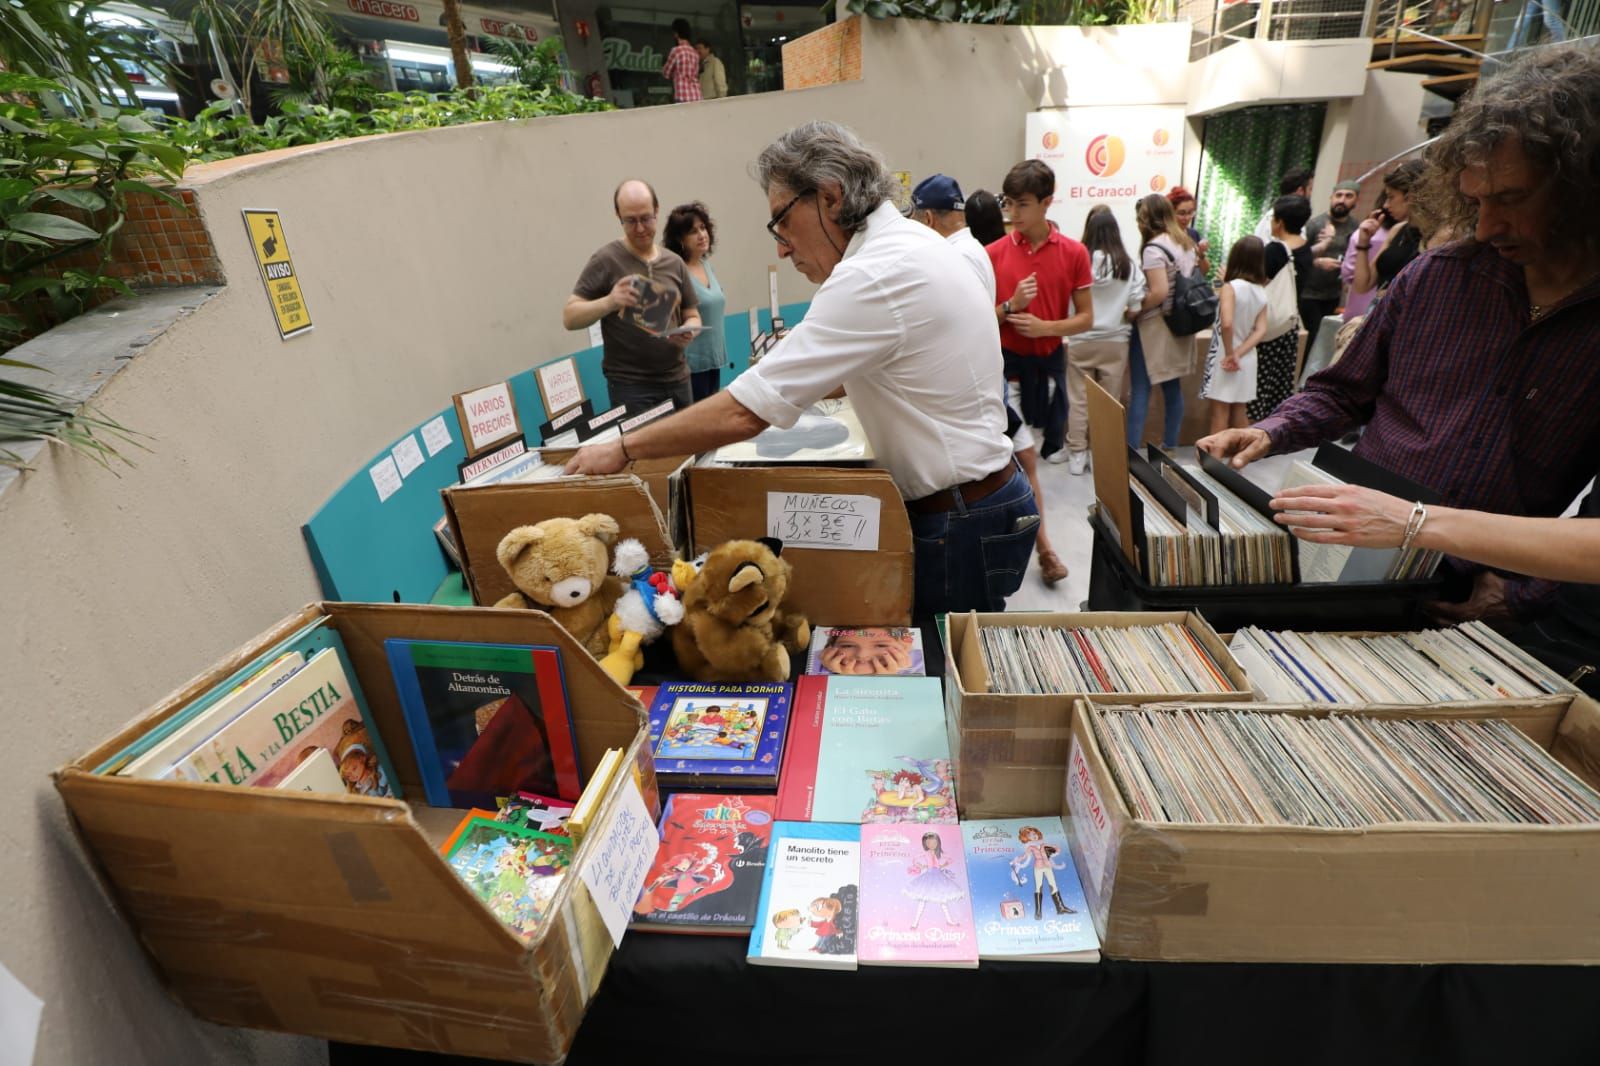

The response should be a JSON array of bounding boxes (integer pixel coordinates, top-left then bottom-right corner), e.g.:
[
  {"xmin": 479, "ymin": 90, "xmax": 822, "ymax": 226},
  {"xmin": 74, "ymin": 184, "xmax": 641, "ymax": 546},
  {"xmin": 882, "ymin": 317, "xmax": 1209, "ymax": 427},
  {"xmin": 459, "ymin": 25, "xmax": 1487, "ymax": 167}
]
[{"xmin": 598, "ymin": 539, "xmax": 687, "ymax": 686}]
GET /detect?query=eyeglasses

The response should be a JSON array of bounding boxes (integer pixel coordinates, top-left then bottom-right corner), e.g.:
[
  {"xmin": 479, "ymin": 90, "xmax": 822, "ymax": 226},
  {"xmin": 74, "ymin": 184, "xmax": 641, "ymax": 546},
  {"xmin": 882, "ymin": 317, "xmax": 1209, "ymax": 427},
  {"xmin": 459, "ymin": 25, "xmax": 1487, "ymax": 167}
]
[
  {"xmin": 620, "ymin": 213, "xmax": 657, "ymax": 230},
  {"xmin": 766, "ymin": 191, "xmax": 811, "ymax": 248}
]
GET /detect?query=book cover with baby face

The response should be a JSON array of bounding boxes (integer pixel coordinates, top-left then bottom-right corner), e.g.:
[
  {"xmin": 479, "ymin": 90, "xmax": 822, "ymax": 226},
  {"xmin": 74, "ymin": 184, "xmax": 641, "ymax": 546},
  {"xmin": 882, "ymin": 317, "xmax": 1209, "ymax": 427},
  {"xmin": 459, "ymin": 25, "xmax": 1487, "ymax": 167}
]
[
  {"xmin": 960, "ymin": 817, "xmax": 1099, "ymax": 961},
  {"xmin": 857, "ymin": 823, "xmax": 976, "ymax": 967},
  {"xmin": 806, "ymin": 627, "xmax": 926, "ymax": 677}
]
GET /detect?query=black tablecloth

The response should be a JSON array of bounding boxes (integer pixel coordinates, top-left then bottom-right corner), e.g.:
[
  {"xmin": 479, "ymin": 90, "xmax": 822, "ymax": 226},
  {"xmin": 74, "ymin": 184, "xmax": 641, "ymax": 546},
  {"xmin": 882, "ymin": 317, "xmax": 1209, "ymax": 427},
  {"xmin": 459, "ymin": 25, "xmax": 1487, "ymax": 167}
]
[{"xmin": 331, "ymin": 931, "xmax": 1600, "ymax": 1066}]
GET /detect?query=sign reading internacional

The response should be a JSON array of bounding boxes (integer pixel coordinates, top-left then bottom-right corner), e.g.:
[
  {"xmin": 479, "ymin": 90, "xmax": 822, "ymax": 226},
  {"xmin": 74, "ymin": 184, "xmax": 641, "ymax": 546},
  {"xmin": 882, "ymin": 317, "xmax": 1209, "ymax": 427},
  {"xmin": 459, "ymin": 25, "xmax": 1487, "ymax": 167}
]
[
  {"xmin": 1025, "ymin": 105, "xmax": 1185, "ymax": 261},
  {"xmin": 242, "ymin": 209, "xmax": 312, "ymax": 340}
]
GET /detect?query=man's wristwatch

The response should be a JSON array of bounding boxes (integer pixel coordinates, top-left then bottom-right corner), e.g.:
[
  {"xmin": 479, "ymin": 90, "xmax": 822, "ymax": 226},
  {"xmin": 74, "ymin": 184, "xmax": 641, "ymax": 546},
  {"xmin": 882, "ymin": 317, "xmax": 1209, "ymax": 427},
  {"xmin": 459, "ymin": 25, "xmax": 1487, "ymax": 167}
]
[{"xmin": 1001, "ymin": 300, "xmax": 1012, "ymax": 315}]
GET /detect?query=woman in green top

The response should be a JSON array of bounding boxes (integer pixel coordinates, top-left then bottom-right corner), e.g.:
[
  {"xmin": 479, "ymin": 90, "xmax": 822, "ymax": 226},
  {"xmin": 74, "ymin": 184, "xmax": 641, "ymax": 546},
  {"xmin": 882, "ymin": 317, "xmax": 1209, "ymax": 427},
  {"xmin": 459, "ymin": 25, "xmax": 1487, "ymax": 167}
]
[{"xmin": 664, "ymin": 202, "xmax": 728, "ymax": 403}]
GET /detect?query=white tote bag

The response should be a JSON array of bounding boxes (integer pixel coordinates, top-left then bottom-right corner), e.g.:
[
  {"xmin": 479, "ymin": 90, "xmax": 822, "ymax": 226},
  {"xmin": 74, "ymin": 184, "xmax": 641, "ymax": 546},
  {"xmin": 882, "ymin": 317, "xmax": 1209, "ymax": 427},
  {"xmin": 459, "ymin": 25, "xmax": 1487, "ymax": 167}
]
[{"xmin": 1262, "ymin": 240, "xmax": 1299, "ymax": 340}]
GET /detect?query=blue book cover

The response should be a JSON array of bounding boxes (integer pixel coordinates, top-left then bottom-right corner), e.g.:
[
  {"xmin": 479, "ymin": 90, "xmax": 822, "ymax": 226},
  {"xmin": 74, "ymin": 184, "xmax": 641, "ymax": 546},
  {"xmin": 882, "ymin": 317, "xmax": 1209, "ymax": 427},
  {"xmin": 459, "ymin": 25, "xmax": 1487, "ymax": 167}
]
[
  {"xmin": 959, "ymin": 817, "xmax": 1100, "ymax": 962},
  {"xmin": 811, "ymin": 677, "xmax": 954, "ymax": 825},
  {"xmin": 646, "ymin": 682, "xmax": 791, "ymax": 787},
  {"xmin": 747, "ymin": 821, "xmax": 860, "ymax": 970}
]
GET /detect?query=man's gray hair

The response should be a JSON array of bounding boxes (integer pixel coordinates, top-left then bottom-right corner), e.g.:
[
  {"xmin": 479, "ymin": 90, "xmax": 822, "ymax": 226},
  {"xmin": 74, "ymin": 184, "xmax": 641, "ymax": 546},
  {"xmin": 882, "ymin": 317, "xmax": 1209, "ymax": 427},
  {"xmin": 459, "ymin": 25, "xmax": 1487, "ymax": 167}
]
[{"xmin": 753, "ymin": 121, "xmax": 900, "ymax": 233}]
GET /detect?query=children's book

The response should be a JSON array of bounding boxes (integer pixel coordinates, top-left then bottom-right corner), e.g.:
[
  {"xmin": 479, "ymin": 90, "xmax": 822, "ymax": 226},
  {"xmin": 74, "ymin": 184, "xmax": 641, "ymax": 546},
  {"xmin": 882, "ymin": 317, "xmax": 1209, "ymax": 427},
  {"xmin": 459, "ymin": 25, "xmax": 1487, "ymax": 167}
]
[
  {"xmin": 646, "ymin": 682, "xmax": 791, "ymax": 790},
  {"xmin": 444, "ymin": 817, "xmax": 574, "ymax": 939},
  {"xmin": 806, "ymin": 626, "xmax": 926, "ymax": 677},
  {"xmin": 498, "ymin": 791, "xmax": 575, "ymax": 836},
  {"xmin": 857, "ymin": 823, "xmax": 977, "ymax": 967},
  {"xmin": 167, "ymin": 644, "xmax": 399, "ymax": 799},
  {"xmin": 775, "ymin": 676, "xmax": 828, "ymax": 821},
  {"xmin": 804, "ymin": 677, "xmax": 954, "ymax": 825},
  {"xmin": 747, "ymin": 821, "xmax": 860, "ymax": 970},
  {"xmin": 273, "ymin": 748, "xmax": 347, "ymax": 795},
  {"xmin": 386, "ymin": 639, "xmax": 580, "ymax": 808},
  {"xmin": 632, "ymin": 794, "xmax": 776, "ymax": 935},
  {"xmin": 120, "ymin": 651, "xmax": 306, "ymax": 779},
  {"xmin": 959, "ymin": 817, "xmax": 1100, "ymax": 963},
  {"xmin": 567, "ymin": 747, "xmax": 624, "ymax": 843}
]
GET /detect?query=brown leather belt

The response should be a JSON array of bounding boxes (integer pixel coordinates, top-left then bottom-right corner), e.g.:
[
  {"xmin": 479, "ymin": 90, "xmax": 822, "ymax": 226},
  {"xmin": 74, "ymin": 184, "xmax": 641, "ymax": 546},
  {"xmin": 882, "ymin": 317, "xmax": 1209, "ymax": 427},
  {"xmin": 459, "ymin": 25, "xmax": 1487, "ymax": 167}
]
[{"xmin": 904, "ymin": 461, "xmax": 1017, "ymax": 515}]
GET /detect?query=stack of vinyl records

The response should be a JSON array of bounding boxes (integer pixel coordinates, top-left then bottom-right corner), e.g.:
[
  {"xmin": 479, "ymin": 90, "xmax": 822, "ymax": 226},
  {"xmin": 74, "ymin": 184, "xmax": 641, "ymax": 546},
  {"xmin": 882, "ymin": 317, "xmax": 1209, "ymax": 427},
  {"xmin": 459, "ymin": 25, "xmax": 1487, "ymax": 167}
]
[
  {"xmin": 977, "ymin": 623, "xmax": 1235, "ymax": 695},
  {"xmin": 1090, "ymin": 706, "xmax": 1600, "ymax": 827},
  {"xmin": 1229, "ymin": 621, "xmax": 1573, "ymax": 704}
]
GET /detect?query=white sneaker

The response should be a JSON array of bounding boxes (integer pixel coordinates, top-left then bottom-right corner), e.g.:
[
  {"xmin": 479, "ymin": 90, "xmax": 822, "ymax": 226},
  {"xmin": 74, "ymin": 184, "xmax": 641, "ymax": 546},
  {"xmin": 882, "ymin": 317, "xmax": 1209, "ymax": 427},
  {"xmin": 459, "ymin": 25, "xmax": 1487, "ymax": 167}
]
[
  {"xmin": 1044, "ymin": 449, "xmax": 1070, "ymax": 465},
  {"xmin": 1067, "ymin": 451, "xmax": 1090, "ymax": 475}
]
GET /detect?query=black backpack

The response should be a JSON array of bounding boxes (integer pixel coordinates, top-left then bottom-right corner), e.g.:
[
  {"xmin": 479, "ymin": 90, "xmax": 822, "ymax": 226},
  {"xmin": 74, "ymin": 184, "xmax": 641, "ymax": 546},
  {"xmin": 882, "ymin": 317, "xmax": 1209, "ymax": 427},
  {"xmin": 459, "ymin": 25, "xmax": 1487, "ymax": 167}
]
[{"xmin": 1153, "ymin": 243, "xmax": 1217, "ymax": 337}]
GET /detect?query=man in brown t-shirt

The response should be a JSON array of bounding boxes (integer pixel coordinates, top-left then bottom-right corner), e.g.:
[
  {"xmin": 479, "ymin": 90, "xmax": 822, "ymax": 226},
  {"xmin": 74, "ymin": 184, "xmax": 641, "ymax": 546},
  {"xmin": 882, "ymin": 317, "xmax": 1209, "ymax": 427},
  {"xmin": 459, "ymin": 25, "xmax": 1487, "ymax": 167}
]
[{"xmin": 564, "ymin": 179, "xmax": 701, "ymax": 411}]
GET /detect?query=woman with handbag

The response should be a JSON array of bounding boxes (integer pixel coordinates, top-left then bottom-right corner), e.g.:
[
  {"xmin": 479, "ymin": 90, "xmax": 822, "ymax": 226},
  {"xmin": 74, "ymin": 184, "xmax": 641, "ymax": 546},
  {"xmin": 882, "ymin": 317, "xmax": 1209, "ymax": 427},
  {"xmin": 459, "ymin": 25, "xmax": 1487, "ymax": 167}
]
[
  {"xmin": 1128, "ymin": 194, "xmax": 1200, "ymax": 449},
  {"xmin": 1248, "ymin": 195, "xmax": 1313, "ymax": 423}
]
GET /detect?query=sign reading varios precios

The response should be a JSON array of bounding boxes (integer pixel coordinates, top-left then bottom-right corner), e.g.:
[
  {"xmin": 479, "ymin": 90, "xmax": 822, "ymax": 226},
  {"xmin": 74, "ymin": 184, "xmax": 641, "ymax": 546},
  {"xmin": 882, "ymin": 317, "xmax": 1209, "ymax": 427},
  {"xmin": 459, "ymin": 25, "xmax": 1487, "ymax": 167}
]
[{"xmin": 242, "ymin": 209, "xmax": 313, "ymax": 340}]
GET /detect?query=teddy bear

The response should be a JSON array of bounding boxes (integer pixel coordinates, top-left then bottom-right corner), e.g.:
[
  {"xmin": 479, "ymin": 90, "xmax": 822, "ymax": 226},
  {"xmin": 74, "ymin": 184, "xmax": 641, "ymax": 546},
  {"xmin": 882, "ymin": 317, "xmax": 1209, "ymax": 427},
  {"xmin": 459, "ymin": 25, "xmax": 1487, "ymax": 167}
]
[
  {"xmin": 672, "ymin": 538, "xmax": 811, "ymax": 683},
  {"xmin": 596, "ymin": 539, "xmax": 687, "ymax": 687},
  {"xmin": 493, "ymin": 514, "xmax": 623, "ymax": 657}
]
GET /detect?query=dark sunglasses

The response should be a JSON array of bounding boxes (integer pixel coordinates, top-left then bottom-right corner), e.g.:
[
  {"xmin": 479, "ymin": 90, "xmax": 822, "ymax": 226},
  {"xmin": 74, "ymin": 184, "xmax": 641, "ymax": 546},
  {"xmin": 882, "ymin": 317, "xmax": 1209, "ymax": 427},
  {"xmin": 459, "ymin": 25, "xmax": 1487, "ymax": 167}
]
[{"xmin": 766, "ymin": 191, "xmax": 813, "ymax": 248}]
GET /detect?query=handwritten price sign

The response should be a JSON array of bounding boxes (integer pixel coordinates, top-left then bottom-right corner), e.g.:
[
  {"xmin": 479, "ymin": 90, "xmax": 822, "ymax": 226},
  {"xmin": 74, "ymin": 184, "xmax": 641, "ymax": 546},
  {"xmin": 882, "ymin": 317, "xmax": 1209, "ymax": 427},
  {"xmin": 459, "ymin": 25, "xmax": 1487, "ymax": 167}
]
[
  {"xmin": 766, "ymin": 492, "xmax": 881, "ymax": 552},
  {"xmin": 577, "ymin": 778, "xmax": 657, "ymax": 946}
]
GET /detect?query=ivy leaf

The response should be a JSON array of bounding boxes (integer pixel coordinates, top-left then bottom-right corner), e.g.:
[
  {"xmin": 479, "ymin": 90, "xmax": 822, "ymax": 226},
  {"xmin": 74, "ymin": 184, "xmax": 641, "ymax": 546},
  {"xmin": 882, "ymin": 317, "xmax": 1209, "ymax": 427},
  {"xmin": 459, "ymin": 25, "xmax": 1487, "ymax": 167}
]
[{"xmin": 42, "ymin": 187, "xmax": 106, "ymax": 212}]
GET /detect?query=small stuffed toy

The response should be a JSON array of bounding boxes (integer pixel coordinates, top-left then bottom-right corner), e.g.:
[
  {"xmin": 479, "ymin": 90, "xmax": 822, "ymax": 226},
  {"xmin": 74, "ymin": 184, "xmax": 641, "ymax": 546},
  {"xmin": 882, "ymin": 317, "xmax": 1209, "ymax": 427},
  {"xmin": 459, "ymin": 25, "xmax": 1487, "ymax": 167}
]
[
  {"xmin": 493, "ymin": 514, "xmax": 623, "ymax": 657},
  {"xmin": 598, "ymin": 539, "xmax": 687, "ymax": 687},
  {"xmin": 672, "ymin": 538, "xmax": 811, "ymax": 683}
]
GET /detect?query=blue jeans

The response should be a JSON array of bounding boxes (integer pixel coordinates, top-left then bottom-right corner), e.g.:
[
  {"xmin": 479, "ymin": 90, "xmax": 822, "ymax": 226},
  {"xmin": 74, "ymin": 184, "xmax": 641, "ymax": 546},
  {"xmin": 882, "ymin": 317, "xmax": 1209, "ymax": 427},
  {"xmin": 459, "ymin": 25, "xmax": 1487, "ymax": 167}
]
[
  {"xmin": 1126, "ymin": 326, "xmax": 1183, "ymax": 449},
  {"xmin": 908, "ymin": 465, "xmax": 1040, "ymax": 616},
  {"xmin": 606, "ymin": 376, "xmax": 692, "ymax": 413},
  {"xmin": 689, "ymin": 368, "xmax": 721, "ymax": 403},
  {"xmin": 1509, "ymin": 0, "xmax": 1566, "ymax": 48}
]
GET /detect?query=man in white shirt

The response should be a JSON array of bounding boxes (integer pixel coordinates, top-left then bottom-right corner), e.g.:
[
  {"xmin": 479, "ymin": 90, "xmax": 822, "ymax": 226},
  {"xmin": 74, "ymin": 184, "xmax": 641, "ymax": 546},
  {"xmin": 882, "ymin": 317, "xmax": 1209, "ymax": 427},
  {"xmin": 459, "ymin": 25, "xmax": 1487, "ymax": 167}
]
[
  {"xmin": 909, "ymin": 172, "xmax": 1070, "ymax": 587},
  {"xmin": 566, "ymin": 122, "xmax": 1038, "ymax": 616}
]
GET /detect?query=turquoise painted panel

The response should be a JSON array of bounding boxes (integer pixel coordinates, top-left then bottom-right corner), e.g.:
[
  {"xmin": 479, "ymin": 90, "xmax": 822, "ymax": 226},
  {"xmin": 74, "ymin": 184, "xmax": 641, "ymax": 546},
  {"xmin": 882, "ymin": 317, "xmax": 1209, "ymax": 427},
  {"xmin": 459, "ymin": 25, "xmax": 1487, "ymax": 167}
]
[{"xmin": 302, "ymin": 301, "xmax": 810, "ymax": 604}]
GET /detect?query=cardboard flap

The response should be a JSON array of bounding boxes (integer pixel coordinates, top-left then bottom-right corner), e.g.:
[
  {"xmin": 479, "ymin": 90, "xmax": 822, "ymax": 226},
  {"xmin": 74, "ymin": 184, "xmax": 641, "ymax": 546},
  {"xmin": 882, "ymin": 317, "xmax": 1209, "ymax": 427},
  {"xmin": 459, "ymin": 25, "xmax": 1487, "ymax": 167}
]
[
  {"xmin": 688, "ymin": 465, "xmax": 913, "ymax": 626},
  {"xmin": 1087, "ymin": 378, "xmax": 1136, "ymax": 566},
  {"xmin": 444, "ymin": 476, "xmax": 673, "ymax": 607}
]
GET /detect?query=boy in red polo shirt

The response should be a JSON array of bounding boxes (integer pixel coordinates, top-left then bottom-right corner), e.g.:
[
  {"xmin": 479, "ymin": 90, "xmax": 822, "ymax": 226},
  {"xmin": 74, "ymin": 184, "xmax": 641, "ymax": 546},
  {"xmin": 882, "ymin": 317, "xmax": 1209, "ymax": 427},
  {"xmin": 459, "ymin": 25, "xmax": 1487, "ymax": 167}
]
[{"xmin": 986, "ymin": 161, "xmax": 1094, "ymax": 462}]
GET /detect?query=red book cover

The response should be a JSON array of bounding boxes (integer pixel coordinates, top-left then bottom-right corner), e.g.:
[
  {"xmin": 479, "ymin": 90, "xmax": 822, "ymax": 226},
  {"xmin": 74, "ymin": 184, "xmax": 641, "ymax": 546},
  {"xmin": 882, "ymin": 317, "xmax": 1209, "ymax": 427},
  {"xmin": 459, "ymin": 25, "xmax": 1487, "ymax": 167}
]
[
  {"xmin": 631, "ymin": 793, "xmax": 777, "ymax": 934},
  {"xmin": 775, "ymin": 675, "xmax": 829, "ymax": 821}
]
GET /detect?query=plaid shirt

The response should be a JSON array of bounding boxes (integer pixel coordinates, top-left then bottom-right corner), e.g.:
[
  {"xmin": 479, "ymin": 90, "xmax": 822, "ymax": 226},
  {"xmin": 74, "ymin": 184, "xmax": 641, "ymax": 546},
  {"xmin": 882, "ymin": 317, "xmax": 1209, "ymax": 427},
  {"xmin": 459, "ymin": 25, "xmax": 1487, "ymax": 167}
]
[
  {"xmin": 1257, "ymin": 241, "xmax": 1600, "ymax": 616},
  {"xmin": 663, "ymin": 43, "xmax": 701, "ymax": 102}
]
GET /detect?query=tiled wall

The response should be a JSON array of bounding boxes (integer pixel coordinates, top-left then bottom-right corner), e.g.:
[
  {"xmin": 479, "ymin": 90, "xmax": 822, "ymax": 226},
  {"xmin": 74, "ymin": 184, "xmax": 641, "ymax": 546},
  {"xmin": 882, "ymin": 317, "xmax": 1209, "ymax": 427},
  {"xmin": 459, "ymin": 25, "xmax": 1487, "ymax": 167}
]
[
  {"xmin": 782, "ymin": 17, "xmax": 863, "ymax": 90},
  {"xmin": 1, "ymin": 186, "xmax": 222, "ymax": 340}
]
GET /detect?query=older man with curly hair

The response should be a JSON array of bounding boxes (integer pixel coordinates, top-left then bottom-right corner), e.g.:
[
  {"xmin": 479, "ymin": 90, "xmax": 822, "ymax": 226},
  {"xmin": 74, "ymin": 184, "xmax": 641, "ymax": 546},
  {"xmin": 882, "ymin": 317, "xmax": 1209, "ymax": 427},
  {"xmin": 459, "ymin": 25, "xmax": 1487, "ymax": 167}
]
[{"xmin": 1198, "ymin": 43, "xmax": 1600, "ymax": 626}]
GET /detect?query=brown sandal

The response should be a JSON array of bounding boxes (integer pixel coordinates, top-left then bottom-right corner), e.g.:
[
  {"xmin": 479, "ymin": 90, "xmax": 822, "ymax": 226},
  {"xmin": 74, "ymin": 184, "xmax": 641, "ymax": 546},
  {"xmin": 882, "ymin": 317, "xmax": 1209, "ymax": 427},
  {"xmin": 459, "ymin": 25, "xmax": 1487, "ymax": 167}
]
[{"xmin": 1038, "ymin": 549, "xmax": 1068, "ymax": 587}]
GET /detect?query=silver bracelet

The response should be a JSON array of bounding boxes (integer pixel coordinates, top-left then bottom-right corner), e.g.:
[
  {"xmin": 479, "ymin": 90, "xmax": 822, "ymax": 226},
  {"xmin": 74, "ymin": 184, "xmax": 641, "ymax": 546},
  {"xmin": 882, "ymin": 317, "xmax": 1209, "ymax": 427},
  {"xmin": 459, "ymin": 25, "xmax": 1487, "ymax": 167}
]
[{"xmin": 1399, "ymin": 501, "xmax": 1428, "ymax": 552}]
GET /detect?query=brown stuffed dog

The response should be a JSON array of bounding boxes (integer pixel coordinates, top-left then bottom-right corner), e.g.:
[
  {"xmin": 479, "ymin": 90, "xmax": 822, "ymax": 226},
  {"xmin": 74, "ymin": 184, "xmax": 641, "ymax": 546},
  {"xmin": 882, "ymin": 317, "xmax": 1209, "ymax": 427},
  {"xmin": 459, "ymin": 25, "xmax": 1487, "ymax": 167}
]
[
  {"xmin": 672, "ymin": 538, "xmax": 810, "ymax": 683},
  {"xmin": 493, "ymin": 514, "xmax": 623, "ymax": 657}
]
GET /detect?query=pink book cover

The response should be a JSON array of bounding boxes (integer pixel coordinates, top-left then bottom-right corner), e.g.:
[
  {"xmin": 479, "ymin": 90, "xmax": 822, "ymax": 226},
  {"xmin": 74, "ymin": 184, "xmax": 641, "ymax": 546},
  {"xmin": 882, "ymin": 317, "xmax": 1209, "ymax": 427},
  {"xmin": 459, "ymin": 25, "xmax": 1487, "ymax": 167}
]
[
  {"xmin": 857, "ymin": 823, "xmax": 977, "ymax": 967},
  {"xmin": 775, "ymin": 675, "xmax": 828, "ymax": 821}
]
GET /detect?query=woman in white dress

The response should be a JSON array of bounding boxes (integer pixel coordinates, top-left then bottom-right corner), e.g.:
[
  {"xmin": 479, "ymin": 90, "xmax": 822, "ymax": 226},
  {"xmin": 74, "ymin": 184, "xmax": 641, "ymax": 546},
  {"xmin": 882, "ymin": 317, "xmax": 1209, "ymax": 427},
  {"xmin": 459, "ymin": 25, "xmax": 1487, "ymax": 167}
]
[{"xmin": 1201, "ymin": 236, "xmax": 1270, "ymax": 435}]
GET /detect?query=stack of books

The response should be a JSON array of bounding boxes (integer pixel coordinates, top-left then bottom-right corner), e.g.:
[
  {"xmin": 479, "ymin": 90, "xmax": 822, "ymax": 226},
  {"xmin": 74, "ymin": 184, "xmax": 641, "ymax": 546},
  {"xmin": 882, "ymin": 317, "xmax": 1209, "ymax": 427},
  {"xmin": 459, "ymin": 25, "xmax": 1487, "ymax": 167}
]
[
  {"xmin": 1091, "ymin": 706, "xmax": 1600, "ymax": 827},
  {"xmin": 1230, "ymin": 621, "xmax": 1573, "ymax": 704},
  {"xmin": 978, "ymin": 623, "xmax": 1235, "ymax": 696}
]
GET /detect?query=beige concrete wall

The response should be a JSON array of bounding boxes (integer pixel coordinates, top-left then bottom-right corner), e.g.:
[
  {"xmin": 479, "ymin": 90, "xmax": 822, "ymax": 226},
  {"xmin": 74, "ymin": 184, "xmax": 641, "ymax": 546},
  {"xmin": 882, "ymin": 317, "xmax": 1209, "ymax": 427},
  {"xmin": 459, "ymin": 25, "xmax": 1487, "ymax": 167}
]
[
  {"xmin": 1, "ymin": 18, "xmax": 1381, "ymax": 1063},
  {"xmin": 1186, "ymin": 38, "xmax": 1374, "ymax": 116}
]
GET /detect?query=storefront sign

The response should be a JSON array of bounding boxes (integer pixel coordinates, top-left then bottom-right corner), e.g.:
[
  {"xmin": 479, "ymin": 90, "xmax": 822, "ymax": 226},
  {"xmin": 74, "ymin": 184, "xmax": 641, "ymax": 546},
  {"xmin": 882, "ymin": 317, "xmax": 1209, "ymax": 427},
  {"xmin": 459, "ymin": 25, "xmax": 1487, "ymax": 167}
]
[
  {"xmin": 348, "ymin": 0, "xmax": 420, "ymax": 22},
  {"xmin": 479, "ymin": 17, "xmax": 538, "ymax": 40},
  {"xmin": 241, "ymin": 209, "xmax": 312, "ymax": 340},
  {"xmin": 603, "ymin": 37, "xmax": 663, "ymax": 73},
  {"xmin": 1027, "ymin": 105, "xmax": 1185, "ymax": 259}
]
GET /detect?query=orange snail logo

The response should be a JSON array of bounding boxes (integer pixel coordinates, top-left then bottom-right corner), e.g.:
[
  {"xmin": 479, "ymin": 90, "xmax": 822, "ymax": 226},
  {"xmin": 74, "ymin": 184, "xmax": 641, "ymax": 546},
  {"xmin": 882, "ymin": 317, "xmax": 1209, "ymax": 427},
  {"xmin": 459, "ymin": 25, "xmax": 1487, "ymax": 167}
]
[
  {"xmin": 1153, "ymin": 128, "xmax": 1170, "ymax": 147},
  {"xmin": 1150, "ymin": 175, "xmax": 1168, "ymax": 192},
  {"xmin": 1084, "ymin": 134, "xmax": 1125, "ymax": 178},
  {"xmin": 1042, "ymin": 131, "xmax": 1060, "ymax": 150}
]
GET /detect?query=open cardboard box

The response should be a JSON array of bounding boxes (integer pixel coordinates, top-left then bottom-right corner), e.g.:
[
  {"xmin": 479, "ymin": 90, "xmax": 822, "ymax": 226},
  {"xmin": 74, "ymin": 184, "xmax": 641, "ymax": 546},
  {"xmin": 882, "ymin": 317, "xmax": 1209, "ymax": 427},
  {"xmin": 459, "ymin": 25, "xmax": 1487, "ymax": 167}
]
[
  {"xmin": 946, "ymin": 610, "xmax": 1250, "ymax": 819},
  {"xmin": 687, "ymin": 465, "xmax": 912, "ymax": 626},
  {"xmin": 1063, "ymin": 696, "xmax": 1600, "ymax": 964},
  {"xmin": 536, "ymin": 450, "xmax": 691, "ymax": 535},
  {"xmin": 54, "ymin": 602, "xmax": 658, "ymax": 1064},
  {"xmin": 445, "ymin": 472, "xmax": 679, "ymax": 608}
]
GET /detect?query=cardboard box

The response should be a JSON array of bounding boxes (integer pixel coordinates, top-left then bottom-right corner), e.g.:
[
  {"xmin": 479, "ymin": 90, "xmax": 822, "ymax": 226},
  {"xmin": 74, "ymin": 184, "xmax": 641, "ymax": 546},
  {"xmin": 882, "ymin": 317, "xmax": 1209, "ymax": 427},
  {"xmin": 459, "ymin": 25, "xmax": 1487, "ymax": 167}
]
[
  {"xmin": 946, "ymin": 611, "xmax": 1250, "ymax": 820},
  {"xmin": 536, "ymin": 451, "xmax": 690, "ymax": 531},
  {"xmin": 1062, "ymin": 696, "xmax": 1600, "ymax": 964},
  {"xmin": 444, "ymin": 473, "xmax": 677, "ymax": 608},
  {"xmin": 54, "ymin": 603, "xmax": 658, "ymax": 1063},
  {"xmin": 687, "ymin": 465, "xmax": 912, "ymax": 626}
]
